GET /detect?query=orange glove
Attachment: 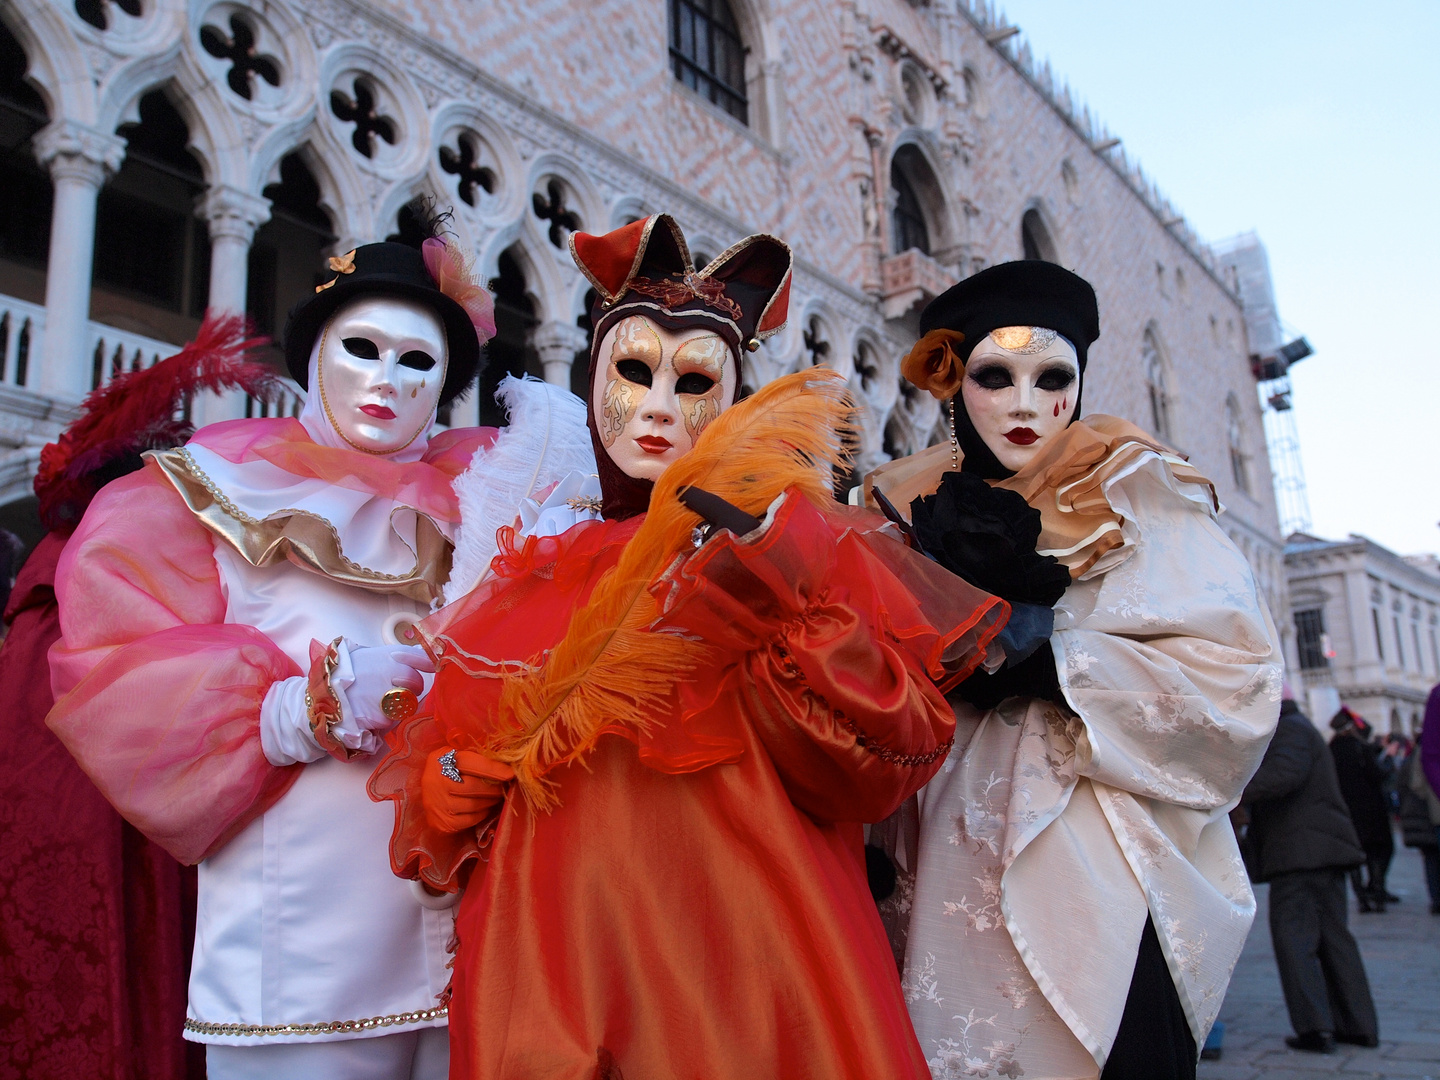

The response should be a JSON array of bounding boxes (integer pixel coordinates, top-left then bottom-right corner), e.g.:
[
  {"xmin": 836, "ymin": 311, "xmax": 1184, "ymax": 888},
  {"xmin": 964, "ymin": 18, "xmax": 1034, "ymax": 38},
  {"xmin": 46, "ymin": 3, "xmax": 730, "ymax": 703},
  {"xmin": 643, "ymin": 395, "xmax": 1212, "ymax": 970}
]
[{"xmin": 421, "ymin": 749, "xmax": 514, "ymax": 834}]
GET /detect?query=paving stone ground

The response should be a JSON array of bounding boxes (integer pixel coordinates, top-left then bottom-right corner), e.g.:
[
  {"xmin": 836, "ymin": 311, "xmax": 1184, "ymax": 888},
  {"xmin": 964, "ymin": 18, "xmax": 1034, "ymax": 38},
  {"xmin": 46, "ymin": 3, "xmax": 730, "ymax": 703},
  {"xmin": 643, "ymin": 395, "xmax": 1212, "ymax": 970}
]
[{"xmin": 1200, "ymin": 839, "xmax": 1440, "ymax": 1080}]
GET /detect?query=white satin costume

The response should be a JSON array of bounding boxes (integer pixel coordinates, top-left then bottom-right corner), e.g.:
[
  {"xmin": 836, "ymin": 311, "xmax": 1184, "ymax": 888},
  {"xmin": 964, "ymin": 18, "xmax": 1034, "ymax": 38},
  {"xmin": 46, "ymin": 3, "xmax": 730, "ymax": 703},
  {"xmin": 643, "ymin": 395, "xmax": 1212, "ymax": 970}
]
[{"xmin": 883, "ymin": 444, "xmax": 1282, "ymax": 1079}]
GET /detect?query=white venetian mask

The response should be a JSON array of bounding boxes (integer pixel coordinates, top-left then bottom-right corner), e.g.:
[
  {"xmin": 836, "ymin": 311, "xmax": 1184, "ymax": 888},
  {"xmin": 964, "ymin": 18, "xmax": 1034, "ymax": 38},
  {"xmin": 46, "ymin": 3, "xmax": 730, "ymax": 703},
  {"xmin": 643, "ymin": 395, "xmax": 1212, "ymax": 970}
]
[
  {"xmin": 315, "ymin": 295, "xmax": 448, "ymax": 455},
  {"xmin": 960, "ymin": 326, "xmax": 1080, "ymax": 471}
]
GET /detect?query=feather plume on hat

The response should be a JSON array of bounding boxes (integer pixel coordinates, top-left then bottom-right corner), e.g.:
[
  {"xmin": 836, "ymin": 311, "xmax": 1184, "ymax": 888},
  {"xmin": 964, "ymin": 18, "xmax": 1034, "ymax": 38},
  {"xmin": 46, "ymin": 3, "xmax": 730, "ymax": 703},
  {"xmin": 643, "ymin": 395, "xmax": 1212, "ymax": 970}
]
[{"xmin": 35, "ymin": 311, "xmax": 280, "ymax": 532}]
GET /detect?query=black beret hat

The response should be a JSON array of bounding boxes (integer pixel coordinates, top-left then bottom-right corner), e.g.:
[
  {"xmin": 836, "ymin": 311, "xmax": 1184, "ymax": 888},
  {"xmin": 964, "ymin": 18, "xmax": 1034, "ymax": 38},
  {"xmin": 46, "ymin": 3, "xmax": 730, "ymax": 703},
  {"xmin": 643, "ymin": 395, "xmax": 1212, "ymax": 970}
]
[
  {"xmin": 282, "ymin": 242, "xmax": 482, "ymax": 406},
  {"xmin": 919, "ymin": 260, "xmax": 1101, "ymax": 367}
]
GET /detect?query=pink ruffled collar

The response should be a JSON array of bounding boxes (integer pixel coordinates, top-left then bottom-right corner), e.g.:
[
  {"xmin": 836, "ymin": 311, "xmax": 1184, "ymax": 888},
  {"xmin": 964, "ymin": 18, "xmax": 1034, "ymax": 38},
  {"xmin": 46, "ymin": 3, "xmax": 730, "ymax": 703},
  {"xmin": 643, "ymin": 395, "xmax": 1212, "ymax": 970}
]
[{"xmin": 189, "ymin": 417, "xmax": 496, "ymax": 524}]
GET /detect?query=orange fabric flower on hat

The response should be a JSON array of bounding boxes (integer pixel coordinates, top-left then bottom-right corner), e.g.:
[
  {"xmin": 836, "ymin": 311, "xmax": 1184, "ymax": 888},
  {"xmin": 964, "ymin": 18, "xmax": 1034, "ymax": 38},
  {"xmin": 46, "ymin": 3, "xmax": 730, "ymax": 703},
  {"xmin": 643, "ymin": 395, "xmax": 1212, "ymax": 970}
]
[{"xmin": 900, "ymin": 329, "xmax": 967, "ymax": 400}]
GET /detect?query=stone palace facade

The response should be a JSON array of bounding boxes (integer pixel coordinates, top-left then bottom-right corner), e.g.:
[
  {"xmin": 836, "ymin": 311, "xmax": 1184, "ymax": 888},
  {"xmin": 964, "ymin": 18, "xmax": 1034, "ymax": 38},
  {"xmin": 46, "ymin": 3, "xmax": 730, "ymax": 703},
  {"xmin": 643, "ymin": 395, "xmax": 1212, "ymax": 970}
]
[
  {"xmin": 0, "ymin": 0, "xmax": 1297, "ymax": 669},
  {"xmin": 1286, "ymin": 534, "xmax": 1440, "ymax": 737}
]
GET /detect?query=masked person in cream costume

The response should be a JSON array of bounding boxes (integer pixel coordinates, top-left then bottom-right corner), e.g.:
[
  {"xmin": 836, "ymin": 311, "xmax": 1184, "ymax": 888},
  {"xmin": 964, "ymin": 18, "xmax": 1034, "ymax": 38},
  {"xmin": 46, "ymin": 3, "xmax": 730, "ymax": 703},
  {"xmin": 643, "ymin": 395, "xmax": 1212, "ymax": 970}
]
[
  {"xmin": 46, "ymin": 232, "xmax": 589, "ymax": 1080},
  {"xmin": 866, "ymin": 261, "xmax": 1282, "ymax": 1080}
]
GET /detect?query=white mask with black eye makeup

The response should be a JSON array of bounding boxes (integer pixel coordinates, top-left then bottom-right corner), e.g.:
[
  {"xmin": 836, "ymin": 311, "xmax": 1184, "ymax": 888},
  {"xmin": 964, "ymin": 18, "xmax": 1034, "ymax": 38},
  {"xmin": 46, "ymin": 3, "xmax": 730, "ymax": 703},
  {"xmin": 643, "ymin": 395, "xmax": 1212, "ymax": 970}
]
[
  {"xmin": 315, "ymin": 295, "xmax": 448, "ymax": 455},
  {"xmin": 960, "ymin": 326, "xmax": 1080, "ymax": 471},
  {"xmin": 591, "ymin": 315, "xmax": 737, "ymax": 481}
]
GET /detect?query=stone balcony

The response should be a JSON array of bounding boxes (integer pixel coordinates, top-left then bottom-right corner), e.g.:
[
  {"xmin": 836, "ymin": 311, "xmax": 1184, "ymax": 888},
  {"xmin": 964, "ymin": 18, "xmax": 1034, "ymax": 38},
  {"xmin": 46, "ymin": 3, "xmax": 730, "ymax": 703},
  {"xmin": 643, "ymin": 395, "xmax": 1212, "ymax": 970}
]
[
  {"xmin": 0, "ymin": 290, "xmax": 307, "ymax": 506},
  {"xmin": 880, "ymin": 248, "xmax": 958, "ymax": 320}
]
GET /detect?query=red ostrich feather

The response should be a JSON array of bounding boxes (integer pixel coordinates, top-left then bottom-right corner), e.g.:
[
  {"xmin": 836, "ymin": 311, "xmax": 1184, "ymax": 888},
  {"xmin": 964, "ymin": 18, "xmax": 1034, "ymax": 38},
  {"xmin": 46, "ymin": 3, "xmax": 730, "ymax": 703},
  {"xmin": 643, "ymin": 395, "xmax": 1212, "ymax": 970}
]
[{"xmin": 36, "ymin": 311, "xmax": 280, "ymax": 532}]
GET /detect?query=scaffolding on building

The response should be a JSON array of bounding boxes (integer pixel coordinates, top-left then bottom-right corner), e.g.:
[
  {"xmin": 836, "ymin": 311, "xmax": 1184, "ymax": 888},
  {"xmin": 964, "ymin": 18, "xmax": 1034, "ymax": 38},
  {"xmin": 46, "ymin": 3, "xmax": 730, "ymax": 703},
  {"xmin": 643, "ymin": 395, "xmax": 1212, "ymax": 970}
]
[{"xmin": 1212, "ymin": 232, "xmax": 1313, "ymax": 537}]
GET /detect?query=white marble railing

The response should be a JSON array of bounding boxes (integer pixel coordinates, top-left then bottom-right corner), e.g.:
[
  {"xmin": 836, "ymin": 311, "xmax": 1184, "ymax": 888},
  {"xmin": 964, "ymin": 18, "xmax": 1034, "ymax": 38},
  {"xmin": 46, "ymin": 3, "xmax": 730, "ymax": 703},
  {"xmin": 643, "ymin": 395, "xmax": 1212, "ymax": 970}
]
[
  {"xmin": 0, "ymin": 294, "xmax": 44, "ymax": 389},
  {"xmin": 0, "ymin": 291, "xmax": 179, "ymax": 394},
  {"xmin": 245, "ymin": 378, "xmax": 305, "ymax": 420}
]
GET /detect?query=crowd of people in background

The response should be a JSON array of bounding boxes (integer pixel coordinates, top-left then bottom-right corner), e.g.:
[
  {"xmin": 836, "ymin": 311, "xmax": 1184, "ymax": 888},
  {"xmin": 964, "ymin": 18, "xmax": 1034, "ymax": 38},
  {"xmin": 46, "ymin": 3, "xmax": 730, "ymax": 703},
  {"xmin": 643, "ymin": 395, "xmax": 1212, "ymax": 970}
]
[{"xmin": 1235, "ymin": 683, "xmax": 1440, "ymax": 1055}]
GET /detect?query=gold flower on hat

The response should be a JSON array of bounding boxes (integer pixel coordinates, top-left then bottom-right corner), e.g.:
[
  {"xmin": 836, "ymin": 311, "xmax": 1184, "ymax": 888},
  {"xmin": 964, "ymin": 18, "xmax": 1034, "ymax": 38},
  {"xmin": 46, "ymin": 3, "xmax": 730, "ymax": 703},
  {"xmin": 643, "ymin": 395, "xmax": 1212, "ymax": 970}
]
[
  {"xmin": 315, "ymin": 250, "xmax": 358, "ymax": 293},
  {"xmin": 900, "ymin": 328, "xmax": 967, "ymax": 400}
]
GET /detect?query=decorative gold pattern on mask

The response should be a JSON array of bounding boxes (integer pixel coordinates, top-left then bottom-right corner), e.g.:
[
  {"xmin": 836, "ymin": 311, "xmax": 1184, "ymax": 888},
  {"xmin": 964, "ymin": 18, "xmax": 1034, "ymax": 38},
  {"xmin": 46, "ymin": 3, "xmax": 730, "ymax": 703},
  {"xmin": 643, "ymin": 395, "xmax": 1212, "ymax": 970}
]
[
  {"xmin": 989, "ymin": 326, "xmax": 1058, "ymax": 354},
  {"xmin": 600, "ymin": 317, "xmax": 661, "ymax": 448},
  {"xmin": 672, "ymin": 333, "xmax": 729, "ymax": 440}
]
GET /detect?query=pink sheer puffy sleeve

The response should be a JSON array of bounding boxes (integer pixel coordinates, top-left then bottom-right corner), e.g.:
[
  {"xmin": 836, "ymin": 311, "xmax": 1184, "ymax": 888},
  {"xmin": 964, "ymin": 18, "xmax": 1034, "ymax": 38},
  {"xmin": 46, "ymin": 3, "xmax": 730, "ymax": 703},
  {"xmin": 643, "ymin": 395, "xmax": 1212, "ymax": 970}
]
[{"xmin": 47, "ymin": 464, "xmax": 303, "ymax": 865}]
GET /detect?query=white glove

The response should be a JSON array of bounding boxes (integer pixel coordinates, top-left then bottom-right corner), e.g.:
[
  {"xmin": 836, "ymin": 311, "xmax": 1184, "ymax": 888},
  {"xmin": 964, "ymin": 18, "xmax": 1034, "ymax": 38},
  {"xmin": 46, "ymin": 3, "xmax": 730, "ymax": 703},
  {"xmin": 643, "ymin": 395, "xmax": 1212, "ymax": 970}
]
[
  {"xmin": 258, "ymin": 640, "xmax": 434, "ymax": 766},
  {"xmin": 332, "ymin": 642, "xmax": 434, "ymax": 737}
]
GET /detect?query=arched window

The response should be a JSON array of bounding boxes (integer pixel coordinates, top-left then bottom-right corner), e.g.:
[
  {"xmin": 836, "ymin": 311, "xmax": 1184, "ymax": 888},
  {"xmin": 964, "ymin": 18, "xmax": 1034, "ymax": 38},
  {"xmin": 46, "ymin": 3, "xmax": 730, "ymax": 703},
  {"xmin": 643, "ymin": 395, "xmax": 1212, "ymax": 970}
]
[
  {"xmin": 1021, "ymin": 208, "xmax": 1056, "ymax": 262},
  {"xmin": 1140, "ymin": 334, "xmax": 1175, "ymax": 443},
  {"xmin": 670, "ymin": 0, "xmax": 748, "ymax": 124},
  {"xmin": 481, "ymin": 246, "xmax": 540, "ymax": 426},
  {"xmin": 0, "ymin": 22, "xmax": 51, "ymax": 291},
  {"xmin": 247, "ymin": 153, "xmax": 335, "ymax": 342},
  {"xmin": 1225, "ymin": 393, "xmax": 1250, "ymax": 494},
  {"xmin": 1142, "ymin": 329, "xmax": 1171, "ymax": 442},
  {"xmin": 92, "ymin": 89, "xmax": 212, "ymax": 336},
  {"xmin": 890, "ymin": 148, "xmax": 930, "ymax": 256}
]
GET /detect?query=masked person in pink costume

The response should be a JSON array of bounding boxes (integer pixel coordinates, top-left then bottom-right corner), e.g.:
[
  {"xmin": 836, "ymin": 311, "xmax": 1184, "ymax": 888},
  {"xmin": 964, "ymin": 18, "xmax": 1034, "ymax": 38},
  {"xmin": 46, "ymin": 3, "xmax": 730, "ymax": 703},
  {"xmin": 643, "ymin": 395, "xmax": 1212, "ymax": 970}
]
[{"xmin": 47, "ymin": 229, "xmax": 501, "ymax": 1080}]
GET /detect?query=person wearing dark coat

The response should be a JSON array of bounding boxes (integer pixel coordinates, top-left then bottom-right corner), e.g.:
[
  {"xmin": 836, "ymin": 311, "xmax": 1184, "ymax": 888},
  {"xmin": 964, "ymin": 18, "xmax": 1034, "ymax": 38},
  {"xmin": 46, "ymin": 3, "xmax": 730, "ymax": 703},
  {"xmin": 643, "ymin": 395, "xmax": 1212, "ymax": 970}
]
[
  {"xmin": 1243, "ymin": 698, "xmax": 1379, "ymax": 1055},
  {"xmin": 1398, "ymin": 735, "xmax": 1440, "ymax": 914},
  {"xmin": 1329, "ymin": 708, "xmax": 1396, "ymax": 910}
]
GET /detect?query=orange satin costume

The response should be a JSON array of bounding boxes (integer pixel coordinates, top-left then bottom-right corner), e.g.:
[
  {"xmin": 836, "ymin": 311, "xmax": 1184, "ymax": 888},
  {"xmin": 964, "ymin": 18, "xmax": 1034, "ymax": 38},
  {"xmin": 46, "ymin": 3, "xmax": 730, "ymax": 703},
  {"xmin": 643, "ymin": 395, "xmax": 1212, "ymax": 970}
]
[{"xmin": 371, "ymin": 493, "xmax": 1006, "ymax": 1079}]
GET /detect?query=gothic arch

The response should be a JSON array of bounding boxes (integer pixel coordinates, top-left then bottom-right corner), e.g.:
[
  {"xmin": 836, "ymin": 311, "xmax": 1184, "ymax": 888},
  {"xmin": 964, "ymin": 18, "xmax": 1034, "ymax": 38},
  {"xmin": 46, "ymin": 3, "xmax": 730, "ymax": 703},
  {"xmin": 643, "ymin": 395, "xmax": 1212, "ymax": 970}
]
[
  {"xmin": 491, "ymin": 232, "xmax": 570, "ymax": 329},
  {"xmin": 887, "ymin": 132, "xmax": 959, "ymax": 259},
  {"xmin": 1141, "ymin": 321, "xmax": 1177, "ymax": 445},
  {"xmin": 1020, "ymin": 202, "xmax": 1061, "ymax": 263},
  {"xmin": 94, "ymin": 34, "xmax": 185, "ymax": 135},
  {"xmin": 259, "ymin": 135, "xmax": 371, "ymax": 253},
  {"xmin": 0, "ymin": 0, "xmax": 91, "ymax": 123}
]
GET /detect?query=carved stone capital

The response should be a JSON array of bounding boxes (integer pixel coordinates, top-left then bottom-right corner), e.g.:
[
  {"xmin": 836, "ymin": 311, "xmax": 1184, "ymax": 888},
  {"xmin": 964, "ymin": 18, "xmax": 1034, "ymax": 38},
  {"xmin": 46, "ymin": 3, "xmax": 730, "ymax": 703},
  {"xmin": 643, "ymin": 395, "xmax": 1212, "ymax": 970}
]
[
  {"xmin": 196, "ymin": 185, "xmax": 273, "ymax": 243},
  {"xmin": 32, "ymin": 120, "xmax": 127, "ymax": 186},
  {"xmin": 531, "ymin": 320, "xmax": 589, "ymax": 361}
]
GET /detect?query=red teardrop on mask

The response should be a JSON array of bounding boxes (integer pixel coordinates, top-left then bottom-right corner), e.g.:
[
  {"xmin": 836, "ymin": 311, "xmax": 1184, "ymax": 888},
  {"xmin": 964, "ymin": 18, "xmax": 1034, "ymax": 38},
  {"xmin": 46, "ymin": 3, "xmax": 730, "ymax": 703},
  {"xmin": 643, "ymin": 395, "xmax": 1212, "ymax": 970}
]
[{"xmin": 1054, "ymin": 402, "xmax": 1060, "ymax": 417}]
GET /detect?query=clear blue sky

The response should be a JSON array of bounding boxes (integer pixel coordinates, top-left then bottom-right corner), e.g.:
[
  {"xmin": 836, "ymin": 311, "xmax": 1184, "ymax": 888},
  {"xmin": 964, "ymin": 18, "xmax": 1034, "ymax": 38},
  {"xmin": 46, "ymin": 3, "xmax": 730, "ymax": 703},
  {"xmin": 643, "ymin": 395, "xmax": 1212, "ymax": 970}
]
[{"xmin": 998, "ymin": 0, "xmax": 1440, "ymax": 556}]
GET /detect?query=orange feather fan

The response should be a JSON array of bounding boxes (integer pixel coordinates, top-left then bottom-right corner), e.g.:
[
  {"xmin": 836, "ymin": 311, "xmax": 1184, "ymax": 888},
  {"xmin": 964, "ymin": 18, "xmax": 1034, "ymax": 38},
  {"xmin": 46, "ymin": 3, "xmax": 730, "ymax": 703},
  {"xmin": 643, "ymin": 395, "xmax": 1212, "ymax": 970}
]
[{"xmin": 475, "ymin": 367, "xmax": 856, "ymax": 810}]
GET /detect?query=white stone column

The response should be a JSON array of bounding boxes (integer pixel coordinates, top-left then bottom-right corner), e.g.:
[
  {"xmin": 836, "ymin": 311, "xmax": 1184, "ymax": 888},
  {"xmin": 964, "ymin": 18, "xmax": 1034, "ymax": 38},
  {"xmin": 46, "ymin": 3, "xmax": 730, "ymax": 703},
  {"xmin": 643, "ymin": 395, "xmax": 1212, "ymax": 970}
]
[
  {"xmin": 33, "ymin": 120, "xmax": 126, "ymax": 402},
  {"xmin": 532, "ymin": 321, "xmax": 590, "ymax": 389},
  {"xmin": 199, "ymin": 185, "xmax": 271, "ymax": 315},
  {"xmin": 192, "ymin": 186, "xmax": 273, "ymax": 425}
]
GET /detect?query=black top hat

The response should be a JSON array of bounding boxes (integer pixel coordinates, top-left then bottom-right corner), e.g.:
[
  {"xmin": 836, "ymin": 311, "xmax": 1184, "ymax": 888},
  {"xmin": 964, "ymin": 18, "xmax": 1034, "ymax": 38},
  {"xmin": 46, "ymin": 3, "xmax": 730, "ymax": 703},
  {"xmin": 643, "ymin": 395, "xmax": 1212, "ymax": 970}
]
[
  {"xmin": 920, "ymin": 260, "xmax": 1100, "ymax": 368},
  {"xmin": 282, "ymin": 242, "xmax": 482, "ymax": 406}
]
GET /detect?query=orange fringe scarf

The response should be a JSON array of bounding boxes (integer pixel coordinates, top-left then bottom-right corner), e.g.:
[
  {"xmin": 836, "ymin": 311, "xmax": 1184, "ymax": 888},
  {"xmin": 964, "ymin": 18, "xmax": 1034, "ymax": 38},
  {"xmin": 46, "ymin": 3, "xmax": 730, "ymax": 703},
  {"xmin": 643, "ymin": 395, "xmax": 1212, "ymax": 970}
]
[{"xmin": 476, "ymin": 368, "xmax": 856, "ymax": 811}]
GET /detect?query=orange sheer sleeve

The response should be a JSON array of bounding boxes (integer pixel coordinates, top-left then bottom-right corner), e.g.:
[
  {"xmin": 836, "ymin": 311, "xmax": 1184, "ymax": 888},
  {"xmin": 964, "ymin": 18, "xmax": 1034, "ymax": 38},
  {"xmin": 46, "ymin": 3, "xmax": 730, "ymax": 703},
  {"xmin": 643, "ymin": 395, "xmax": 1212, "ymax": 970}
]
[
  {"xmin": 657, "ymin": 493, "xmax": 1007, "ymax": 822},
  {"xmin": 46, "ymin": 464, "xmax": 302, "ymax": 865}
]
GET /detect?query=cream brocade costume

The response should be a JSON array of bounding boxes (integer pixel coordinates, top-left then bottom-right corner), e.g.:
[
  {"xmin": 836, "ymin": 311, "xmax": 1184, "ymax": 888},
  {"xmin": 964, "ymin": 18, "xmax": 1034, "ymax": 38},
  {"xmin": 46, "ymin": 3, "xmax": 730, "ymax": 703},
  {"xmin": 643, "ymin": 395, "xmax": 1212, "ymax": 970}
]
[{"xmin": 869, "ymin": 422, "xmax": 1282, "ymax": 1079}]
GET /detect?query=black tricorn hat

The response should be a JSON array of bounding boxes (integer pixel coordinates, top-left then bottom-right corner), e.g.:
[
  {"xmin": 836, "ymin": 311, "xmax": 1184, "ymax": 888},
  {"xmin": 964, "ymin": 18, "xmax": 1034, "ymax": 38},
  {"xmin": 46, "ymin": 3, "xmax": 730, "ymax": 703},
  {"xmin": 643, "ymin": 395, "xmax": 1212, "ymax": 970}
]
[
  {"xmin": 283, "ymin": 242, "xmax": 483, "ymax": 406},
  {"xmin": 920, "ymin": 260, "xmax": 1100, "ymax": 368}
]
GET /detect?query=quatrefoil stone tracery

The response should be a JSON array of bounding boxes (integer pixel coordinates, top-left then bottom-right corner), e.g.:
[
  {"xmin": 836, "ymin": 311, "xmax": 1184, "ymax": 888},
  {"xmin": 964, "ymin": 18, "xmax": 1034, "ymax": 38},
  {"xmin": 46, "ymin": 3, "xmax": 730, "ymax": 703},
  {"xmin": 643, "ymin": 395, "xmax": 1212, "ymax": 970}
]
[
  {"xmin": 532, "ymin": 178, "xmax": 581, "ymax": 249},
  {"xmin": 438, "ymin": 133, "xmax": 496, "ymax": 207},
  {"xmin": 330, "ymin": 77, "xmax": 397, "ymax": 159},
  {"xmin": 199, "ymin": 14, "xmax": 281, "ymax": 101},
  {"xmin": 74, "ymin": 0, "xmax": 141, "ymax": 31}
]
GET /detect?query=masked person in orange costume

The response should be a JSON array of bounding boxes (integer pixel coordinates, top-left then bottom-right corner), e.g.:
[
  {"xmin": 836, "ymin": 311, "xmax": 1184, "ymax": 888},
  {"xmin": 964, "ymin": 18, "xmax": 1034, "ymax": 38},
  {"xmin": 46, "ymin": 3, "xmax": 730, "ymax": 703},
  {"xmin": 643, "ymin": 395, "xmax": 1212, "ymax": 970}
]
[{"xmin": 369, "ymin": 215, "xmax": 1008, "ymax": 1080}]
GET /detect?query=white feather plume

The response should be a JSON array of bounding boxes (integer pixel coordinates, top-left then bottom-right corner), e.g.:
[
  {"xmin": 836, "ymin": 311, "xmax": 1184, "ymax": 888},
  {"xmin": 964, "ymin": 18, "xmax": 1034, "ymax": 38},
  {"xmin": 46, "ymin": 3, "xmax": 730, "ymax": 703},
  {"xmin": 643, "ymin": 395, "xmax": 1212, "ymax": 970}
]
[{"xmin": 444, "ymin": 375, "xmax": 597, "ymax": 605}]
